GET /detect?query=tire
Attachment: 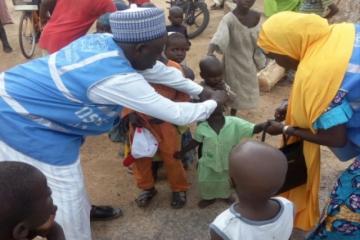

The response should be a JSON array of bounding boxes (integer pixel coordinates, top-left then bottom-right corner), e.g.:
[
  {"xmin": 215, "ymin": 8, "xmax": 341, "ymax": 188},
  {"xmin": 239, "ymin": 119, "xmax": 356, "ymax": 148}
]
[
  {"xmin": 185, "ymin": 2, "xmax": 209, "ymax": 39},
  {"xmin": 19, "ymin": 11, "xmax": 37, "ymax": 59}
]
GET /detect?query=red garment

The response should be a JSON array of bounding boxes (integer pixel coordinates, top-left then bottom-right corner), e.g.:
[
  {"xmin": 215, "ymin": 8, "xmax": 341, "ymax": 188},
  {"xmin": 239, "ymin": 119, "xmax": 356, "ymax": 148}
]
[{"xmin": 39, "ymin": 0, "xmax": 116, "ymax": 53}]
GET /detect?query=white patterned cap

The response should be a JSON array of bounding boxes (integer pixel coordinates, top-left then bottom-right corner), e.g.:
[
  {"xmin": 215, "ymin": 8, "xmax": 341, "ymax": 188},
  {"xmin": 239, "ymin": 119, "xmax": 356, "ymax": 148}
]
[{"xmin": 110, "ymin": 4, "xmax": 166, "ymax": 43}]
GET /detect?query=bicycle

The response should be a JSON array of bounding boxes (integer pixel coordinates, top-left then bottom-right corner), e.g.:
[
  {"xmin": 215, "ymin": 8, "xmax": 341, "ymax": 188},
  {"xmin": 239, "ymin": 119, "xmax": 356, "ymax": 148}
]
[
  {"xmin": 168, "ymin": 0, "xmax": 210, "ymax": 39},
  {"xmin": 13, "ymin": 0, "xmax": 41, "ymax": 59}
]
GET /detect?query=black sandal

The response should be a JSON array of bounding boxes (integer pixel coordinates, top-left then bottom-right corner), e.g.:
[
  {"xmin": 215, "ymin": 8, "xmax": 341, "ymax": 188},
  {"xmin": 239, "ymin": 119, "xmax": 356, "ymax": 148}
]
[
  {"xmin": 171, "ymin": 191, "xmax": 187, "ymax": 209},
  {"xmin": 135, "ymin": 188, "xmax": 158, "ymax": 208},
  {"xmin": 90, "ymin": 205, "xmax": 123, "ymax": 221}
]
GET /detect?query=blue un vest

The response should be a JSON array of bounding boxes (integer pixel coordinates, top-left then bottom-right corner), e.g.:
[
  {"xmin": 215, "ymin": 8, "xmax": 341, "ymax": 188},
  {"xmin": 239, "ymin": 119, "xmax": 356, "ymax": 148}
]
[{"xmin": 0, "ymin": 34, "xmax": 135, "ymax": 165}]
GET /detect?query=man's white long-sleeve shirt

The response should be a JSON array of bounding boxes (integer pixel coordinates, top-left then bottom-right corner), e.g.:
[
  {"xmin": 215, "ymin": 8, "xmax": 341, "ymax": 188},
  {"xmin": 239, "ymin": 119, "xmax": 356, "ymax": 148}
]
[{"xmin": 89, "ymin": 61, "xmax": 217, "ymax": 125}]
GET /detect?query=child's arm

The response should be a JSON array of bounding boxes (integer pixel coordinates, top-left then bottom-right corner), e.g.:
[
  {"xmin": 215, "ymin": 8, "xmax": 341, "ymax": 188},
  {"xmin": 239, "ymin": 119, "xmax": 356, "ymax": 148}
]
[
  {"xmin": 253, "ymin": 122, "xmax": 268, "ymax": 134},
  {"xmin": 207, "ymin": 44, "xmax": 219, "ymax": 56},
  {"xmin": 174, "ymin": 139, "xmax": 200, "ymax": 159}
]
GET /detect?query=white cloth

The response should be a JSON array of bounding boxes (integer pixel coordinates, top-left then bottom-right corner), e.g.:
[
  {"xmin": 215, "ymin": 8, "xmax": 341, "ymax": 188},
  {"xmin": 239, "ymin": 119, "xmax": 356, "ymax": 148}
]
[
  {"xmin": 210, "ymin": 197, "xmax": 294, "ymax": 240},
  {"xmin": 0, "ymin": 140, "xmax": 91, "ymax": 240},
  {"xmin": 89, "ymin": 61, "xmax": 217, "ymax": 126}
]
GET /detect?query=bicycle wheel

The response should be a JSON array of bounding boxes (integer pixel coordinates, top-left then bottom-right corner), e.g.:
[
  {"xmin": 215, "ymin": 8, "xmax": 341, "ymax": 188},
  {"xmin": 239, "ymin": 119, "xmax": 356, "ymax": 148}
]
[
  {"xmin": 185, "ymin": 2, "xmax": 209, "ymax": 39},
  {"xmin": 19, "ymin": 11, "xmax": 37, "ymax": 59}
]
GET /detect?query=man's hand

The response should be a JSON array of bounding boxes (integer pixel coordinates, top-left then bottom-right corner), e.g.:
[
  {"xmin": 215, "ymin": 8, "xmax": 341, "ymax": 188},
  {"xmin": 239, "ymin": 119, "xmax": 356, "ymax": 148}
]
[
  {"xmin": 265, "ymin": 120, "xmax": 284, "ymax": 136},
  {"xmin": 198, "ymin": 86, "xmax": 214, "ymax": 101},
  {"xmin": 211, "ymin": 90, "xmax": 229, "ymax": 105},
  {"xmin": 199, "ymin": 87, "xmax": 228, "ymax": 106}
]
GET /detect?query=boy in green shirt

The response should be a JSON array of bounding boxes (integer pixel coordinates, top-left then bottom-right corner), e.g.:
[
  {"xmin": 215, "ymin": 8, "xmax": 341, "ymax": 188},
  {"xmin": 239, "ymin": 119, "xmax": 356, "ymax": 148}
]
[{"xmin": 175, "ymin": 105, "xmax": 266, "ymax": 208}]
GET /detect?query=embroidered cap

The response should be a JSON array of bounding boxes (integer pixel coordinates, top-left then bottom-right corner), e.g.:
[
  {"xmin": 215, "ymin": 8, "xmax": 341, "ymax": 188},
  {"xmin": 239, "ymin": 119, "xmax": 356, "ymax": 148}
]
[{"xmin": 110, "ymin": 4, "xmax": 167, "ymax": 43}]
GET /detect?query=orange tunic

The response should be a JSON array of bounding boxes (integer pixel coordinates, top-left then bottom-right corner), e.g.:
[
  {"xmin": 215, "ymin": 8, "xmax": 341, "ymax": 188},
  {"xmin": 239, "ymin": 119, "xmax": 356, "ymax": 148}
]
[{"xmin": 123, "ymin": 60, "xmax": 190, "ymax": 191}]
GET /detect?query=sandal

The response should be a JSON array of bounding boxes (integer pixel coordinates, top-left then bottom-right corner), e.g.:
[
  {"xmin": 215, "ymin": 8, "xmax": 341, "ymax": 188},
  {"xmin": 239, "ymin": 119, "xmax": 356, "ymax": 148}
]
[
  {"xmin": 90, "ymin": 205, "xmax": 123, "ymax": 221},
  {"xmin": 171, "ymin": 191, "xmax": 187, "ymax": 209},
  {"xmin": 135, "ymin": 188, "xmax": 157, "ymax": 208},
  {"xmin": 198, "ymin": 199, "xmax": 216, "ymax": 209}
]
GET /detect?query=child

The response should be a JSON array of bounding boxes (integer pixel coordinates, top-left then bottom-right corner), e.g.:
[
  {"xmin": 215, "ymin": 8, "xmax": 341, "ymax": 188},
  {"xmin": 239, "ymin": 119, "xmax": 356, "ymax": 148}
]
[
  {"xmin": 122, "ymin": 60, "xmax": 190, "ymax": 209},
  {"xmin": 175, "ymin": 105, "xmax": 266, "ymax": 208},
  {"xmin": 163, "ymin": 32, "xmax": 195, "ymax": 169},
  {"xmin": 166, "ymin": 6, "xmax": 188, "ymax": 39},
  {"xmin": 208, "ymin": 0, "xmax": 266, "ymax": 116},
  {"xmin": 164, "ymin": 32, "xmax": 193, "ymax": 79},
  {"xmin": 209, "ymin": 140, "xmax": 294, "ymax": 240},
  {"xmin": 0, "ymin": 161, "xmax": 65, "ymax": 240},
  {"xmin": 199, "ymin": 55, "xmax": 236, "ymax": 103},
  {"xmin": 298, "ymin": 0, "xmax": 339, "ymax": 18}
]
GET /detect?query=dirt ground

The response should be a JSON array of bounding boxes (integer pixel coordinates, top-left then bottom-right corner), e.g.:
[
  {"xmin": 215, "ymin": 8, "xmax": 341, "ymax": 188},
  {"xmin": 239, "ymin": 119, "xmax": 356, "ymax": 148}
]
[{"xmin": 0, "ymin": 0, "xmax": 355, "ymax": 239}]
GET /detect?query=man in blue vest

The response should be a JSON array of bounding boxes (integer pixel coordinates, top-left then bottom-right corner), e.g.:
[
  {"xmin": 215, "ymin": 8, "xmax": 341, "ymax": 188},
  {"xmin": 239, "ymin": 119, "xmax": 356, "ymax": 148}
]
[{"xmin": 0, "ymin": 5, "xmax": 227, "ymax": 240}]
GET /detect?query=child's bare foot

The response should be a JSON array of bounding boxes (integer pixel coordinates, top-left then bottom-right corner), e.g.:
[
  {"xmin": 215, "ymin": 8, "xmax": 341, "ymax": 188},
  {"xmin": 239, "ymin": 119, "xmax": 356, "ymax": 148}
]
[{"xmin": 198, "ymin": 199, "xmax": 216, "ymax": 208}]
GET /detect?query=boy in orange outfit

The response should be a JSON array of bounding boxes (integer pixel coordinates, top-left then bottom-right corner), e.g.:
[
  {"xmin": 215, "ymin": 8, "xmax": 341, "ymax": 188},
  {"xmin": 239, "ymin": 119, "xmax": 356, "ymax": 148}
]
[{"xmin": 123, "ymin": 59, "xmax": 190, "ymax": 209}]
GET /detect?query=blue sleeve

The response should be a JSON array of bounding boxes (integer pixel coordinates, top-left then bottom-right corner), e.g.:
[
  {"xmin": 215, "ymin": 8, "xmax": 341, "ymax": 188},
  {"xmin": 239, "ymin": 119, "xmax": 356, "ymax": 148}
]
[{"xmin": 313, "ymin": 100, "xmax": 353, "ymax": 130}]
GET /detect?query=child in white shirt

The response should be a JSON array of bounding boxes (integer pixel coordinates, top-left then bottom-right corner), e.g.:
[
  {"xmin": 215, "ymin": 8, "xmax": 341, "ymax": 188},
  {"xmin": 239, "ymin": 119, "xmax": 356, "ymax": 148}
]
[{"xmin": 210, "ymin": 140, "xmax": 294, "ymax": 240}]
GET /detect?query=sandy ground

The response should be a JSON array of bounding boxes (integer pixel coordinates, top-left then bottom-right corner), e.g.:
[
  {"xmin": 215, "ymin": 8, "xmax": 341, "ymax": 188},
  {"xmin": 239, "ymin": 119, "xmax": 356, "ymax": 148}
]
[{"xmin": 0, "ymin": 0, "xmax": 354, "ymax": 239}]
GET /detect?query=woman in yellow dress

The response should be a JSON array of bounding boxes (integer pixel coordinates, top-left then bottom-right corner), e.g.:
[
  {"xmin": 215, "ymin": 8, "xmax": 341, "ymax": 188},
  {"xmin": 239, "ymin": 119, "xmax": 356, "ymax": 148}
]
[{"xmin": 258, "ymin": 12, "xmax": 360, "ymax": 239}]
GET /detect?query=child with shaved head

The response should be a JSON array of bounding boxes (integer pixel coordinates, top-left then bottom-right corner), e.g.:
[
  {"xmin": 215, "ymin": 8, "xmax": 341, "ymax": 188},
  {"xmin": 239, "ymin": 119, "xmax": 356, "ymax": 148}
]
[
  {"xmin": 0, "ymin": 161, "xmax": 64, "ymax": 240},
  {"xmin": 210, "ymin": 140, "xmax": 294, "ymax": 240}
]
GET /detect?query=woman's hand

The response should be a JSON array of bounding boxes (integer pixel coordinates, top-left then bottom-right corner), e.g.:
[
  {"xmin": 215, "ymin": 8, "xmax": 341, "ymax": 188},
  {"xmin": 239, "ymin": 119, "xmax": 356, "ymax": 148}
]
[
  {"xmin": 265, "ymin": 120, "xmax": 284, "ymax": 135},
  {"xmin": 274, "ymin": 99, "xmax": 288, "ymax": 121}
]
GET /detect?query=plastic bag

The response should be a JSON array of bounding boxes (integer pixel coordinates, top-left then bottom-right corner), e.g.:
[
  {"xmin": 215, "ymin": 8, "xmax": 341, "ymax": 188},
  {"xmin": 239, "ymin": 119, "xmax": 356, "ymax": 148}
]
[{"xmin": 131, "ymin": 127, "xmax": 158, "ymax": 159}]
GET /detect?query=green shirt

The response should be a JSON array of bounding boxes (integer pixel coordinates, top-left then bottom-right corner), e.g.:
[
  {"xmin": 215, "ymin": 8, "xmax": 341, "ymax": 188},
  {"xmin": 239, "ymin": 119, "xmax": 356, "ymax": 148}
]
[
  {"xmin": 264, "ymin": 0, "xmax": 300, "ymax": 17},
  {"xmin": 194, "ymin": 116, "xmax": 255, "ymax": 173}
]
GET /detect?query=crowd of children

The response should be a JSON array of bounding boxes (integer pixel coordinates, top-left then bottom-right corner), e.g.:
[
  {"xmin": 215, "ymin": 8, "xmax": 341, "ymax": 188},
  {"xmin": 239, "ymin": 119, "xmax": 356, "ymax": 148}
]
[{"xmin": 1, "ymin": 0, "xmax": 350, "ymax": 239}]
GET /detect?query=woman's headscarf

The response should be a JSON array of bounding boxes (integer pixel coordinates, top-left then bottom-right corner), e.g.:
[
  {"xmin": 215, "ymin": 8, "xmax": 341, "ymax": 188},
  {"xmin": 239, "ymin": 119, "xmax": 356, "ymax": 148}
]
[{"xmin": 258, "ymin": 12, "xmax": 355, "ymax": 231}]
